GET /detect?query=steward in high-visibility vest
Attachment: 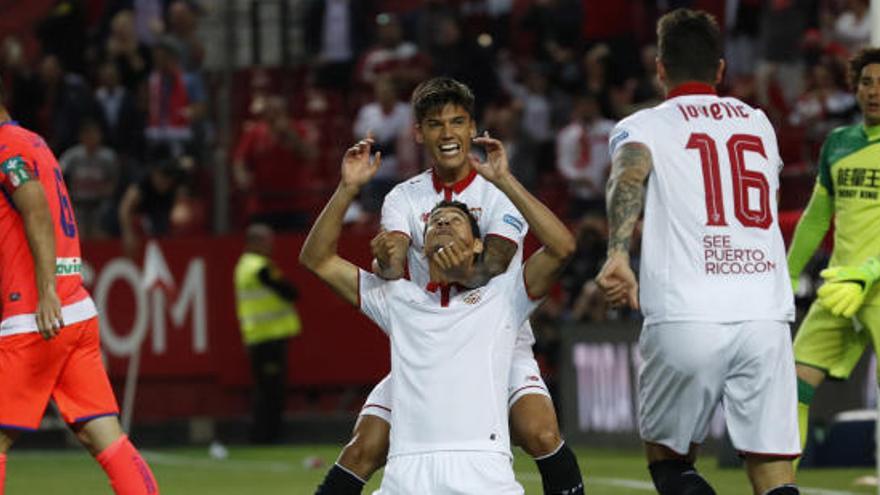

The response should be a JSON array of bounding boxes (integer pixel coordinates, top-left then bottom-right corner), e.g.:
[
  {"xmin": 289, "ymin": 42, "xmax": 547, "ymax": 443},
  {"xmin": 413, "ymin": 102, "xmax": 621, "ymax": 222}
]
[
  {"xmin": 234, "ymin": 223, "xmax": 300, "ymax": 444},
  {"xmin": 235, "ymin": 252, "xmax": 301, "ymax": 345}
]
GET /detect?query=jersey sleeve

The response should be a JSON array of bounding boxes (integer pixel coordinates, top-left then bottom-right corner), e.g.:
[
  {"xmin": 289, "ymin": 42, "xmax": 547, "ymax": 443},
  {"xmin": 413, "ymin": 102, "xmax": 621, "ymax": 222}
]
[
  {"xmin": 756, "ymin": 109, "xmax": 785, "ymax": 174},
  {"xmin": 485, "ymin": 191, "xmax": 528, "ymax": 246},
  {"xmin": 379, "ymin": 185, "xmax": 412, "ymax": 239},
  {"xmin": 608, "ymin": 113, "xmax": 652, "ymax": 157},
  {"xmin": 0, "ymin": 154, "xmax": 36, "ymax": 195},
  {"xmin": 359, "ymin": 269, "xmax": 392, "ymax": 334}
]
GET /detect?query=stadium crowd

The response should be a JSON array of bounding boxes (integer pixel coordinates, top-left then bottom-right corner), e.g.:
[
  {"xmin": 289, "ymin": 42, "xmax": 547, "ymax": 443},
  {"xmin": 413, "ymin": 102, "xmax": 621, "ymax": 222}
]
[{"xmin": 0, "ymin": 0, "xmax": 871, "ymax": 372}]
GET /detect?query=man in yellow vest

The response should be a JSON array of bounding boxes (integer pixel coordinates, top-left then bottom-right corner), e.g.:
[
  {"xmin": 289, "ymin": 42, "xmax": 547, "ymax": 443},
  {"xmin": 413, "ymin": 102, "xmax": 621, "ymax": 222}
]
[{"xmin": 234, "ymin": 223, "xmax": 301, "ymax": 444}]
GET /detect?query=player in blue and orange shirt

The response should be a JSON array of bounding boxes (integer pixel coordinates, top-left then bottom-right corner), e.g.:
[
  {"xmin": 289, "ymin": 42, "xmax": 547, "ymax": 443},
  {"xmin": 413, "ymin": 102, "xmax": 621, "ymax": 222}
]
[{"xmin": 0, "ymin": 80, "xmax": 159, "ymax": 495}]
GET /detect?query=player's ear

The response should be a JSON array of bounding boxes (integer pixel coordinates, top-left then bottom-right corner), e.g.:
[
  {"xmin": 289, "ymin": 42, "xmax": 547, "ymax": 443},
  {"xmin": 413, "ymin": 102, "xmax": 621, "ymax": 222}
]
[
  {"xmin": 414, "ymin": 124, "xmax": 424, "ymax": 144},
  {"xmin": 715, "ymin": 59, "xmax": 726, "ymax": 86}
]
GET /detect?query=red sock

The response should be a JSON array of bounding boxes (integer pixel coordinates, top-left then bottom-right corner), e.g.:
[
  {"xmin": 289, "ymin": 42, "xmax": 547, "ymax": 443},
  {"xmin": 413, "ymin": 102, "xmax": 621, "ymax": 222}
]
[
  {"xmin": 0, "ymin": 452, "xmax": 6, "ymax": 495},
  {"xmin": 96, "ymin": 435, "xmax": 159, "ymax": 495}
]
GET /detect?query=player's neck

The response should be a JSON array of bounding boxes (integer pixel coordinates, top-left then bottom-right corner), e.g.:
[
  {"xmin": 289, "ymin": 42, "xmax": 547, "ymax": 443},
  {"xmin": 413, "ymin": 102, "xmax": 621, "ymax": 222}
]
[
  {"xmin": 864, "ymin": 121, "xmax": 880, "ymax": 140},
  {"xmin": 0, "ymin": 108, "xmax": 11, "ymax": 124},
  {"xmin": 432, "ymin": 164, "xmax": 472, "ymax": 185}
]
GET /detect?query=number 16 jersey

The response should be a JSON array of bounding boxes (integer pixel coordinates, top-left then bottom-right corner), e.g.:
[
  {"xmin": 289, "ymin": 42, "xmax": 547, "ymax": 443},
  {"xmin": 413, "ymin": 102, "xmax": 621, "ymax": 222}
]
[
  {"xmin": 609, "ymin": 84, "xmax": 794, "ymax": 324},
  {"xmin": 0, "ymin": 122, "xmax": 95, "ymax": 336}
]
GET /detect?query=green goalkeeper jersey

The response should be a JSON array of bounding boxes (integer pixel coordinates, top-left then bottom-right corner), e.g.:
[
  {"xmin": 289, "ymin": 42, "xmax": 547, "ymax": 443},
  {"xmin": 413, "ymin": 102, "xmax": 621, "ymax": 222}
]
[{"xmin": 819, "ymin": 124, "xmax": 880, "ymax": 272}]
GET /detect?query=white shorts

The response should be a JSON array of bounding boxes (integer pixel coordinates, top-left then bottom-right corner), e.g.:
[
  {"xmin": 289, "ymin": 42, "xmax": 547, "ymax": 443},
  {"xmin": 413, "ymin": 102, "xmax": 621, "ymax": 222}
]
[
  {"xmin": 361, "ymin": 321, "xmax": 550, "ymax": 422},
  {"xmin": 373, "ymin": 451, "xmax": 523, "ymax": 495},
  {"xmin": 638, "ymin": 320, "xmax": 800, "ymax": 458}
]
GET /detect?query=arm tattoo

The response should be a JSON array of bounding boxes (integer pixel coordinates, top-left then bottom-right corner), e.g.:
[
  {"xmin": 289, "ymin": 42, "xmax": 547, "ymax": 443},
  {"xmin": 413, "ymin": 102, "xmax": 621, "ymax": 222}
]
[
  {"xmin": 464, "ymin": 235, "xmax": 517, "ymax": 288},
  {"xmin": 606, "ymin": 143, "xmax": 652, "ymax": 254}
]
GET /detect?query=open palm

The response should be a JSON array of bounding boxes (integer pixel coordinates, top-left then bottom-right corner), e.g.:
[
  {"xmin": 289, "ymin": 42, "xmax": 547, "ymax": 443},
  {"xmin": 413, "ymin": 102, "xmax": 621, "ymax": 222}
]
[{"xmin": 341, "ymin": 138, "xmax": 382, "ymax": 189}]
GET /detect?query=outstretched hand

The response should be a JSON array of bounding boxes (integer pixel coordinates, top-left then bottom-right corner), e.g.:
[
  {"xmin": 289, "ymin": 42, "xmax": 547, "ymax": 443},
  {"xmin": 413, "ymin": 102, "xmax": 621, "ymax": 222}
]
[
  {"xmin": 470, "ymin": 132, "xmax": 511, "ymax": 184},
  {"xmin": 341, "ymin": 134, "xmax": 382, "ymax": 190}
]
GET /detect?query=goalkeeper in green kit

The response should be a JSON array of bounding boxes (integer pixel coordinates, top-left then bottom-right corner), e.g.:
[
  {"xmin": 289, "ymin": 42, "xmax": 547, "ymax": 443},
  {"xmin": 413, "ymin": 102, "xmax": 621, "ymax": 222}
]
[{"xmin": 788, "ymin": 47, "xmax": 880, "ymax": 461}]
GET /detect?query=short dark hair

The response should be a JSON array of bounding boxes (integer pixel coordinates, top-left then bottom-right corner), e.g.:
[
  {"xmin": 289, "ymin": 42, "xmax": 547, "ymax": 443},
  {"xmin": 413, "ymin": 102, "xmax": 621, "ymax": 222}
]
[
  {"xmin": 657, "ymin": 9, "xmax": 722, "ymax": 85},
  {"xmin": 427, "ymin": 200, "xmax": 480, "ymax": 239},
  {"xmin": 411, "ymin": 77, "xmax": 475, "ymax": 123},
  {"xmin": 849, "ymin": 48, "xmax": 880, "ymax": 89}
]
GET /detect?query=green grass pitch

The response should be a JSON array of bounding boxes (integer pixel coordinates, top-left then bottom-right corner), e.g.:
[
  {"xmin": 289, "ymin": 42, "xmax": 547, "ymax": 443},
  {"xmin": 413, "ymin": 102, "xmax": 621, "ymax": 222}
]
[{"xmin": 4, "ymin": 445, "xmax": 874, "ymax": 494}]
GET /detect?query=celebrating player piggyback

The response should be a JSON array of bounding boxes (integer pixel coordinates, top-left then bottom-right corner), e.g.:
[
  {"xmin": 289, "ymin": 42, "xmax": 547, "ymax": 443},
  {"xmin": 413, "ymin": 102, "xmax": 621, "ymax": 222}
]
[
  {"xmin": 0, "ymin": 123, "xmax": 93, "ymax": 333},
  {"xmin": 611, "ymin": 87, "xmax": 794, "ymax": 324}
]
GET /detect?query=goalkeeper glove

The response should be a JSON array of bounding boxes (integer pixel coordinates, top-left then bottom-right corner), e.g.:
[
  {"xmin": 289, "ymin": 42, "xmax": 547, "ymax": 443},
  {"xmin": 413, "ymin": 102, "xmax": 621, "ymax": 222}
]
[{"xmin": 817, "ymin": 257, "xmax": 880, "ymax": 318}]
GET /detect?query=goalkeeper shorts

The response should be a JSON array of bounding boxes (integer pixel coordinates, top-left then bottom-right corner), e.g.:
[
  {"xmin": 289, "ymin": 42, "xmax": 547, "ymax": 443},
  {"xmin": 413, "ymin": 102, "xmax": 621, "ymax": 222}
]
[
  {"xmin": 0, "ymin": 317, "xmax": 119, "ymax": 430},
  {"xmin": 793, "ymin": 302, "xmax": 880, "ymax": 380}
]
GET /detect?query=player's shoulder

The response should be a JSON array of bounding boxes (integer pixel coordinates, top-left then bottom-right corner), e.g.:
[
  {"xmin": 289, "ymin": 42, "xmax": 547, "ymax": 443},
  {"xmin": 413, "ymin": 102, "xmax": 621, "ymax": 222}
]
[
  {"xmin": 387, "ymin": 169, "xmax": 433, "ymax": 197},
  {"xmin": 825, "ymin": 124, "xmax": 864, "ymax": 147},
  {"xmin": 0, "ymin": 124, "xmax": 43, "ymax": 159}
]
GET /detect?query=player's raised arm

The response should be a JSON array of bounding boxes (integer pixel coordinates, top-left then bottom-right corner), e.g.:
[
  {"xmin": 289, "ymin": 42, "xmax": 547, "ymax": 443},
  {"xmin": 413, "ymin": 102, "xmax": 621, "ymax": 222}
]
[
  {"xmin": 11, "ymin": 180, "xmax": 64, "ymax": 339},
  {"xmin": 471, "ymin": 134, "xmax": 575, "ymax": 298},
  {"xmin": 595, "ymin": 141, "xmax": 653, "ymax": 309},
  {"xmin": 299, "ymin": 139, "xmax": 382, "ymax": 306}
]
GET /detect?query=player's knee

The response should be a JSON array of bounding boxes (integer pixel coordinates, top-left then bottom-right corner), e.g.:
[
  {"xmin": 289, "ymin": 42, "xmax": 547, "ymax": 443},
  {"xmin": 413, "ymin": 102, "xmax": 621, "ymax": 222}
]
[
  {"xmin": 648, "ymin": 459, "xmax": 716, "ymax": 495},
  {"xmin": 338, "ymin": 430, "xmax": 389, "ymax": 478}
]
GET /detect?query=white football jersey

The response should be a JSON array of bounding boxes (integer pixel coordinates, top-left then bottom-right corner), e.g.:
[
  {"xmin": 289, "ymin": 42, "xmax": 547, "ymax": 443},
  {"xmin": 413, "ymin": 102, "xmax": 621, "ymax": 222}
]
[
  {"xmin": 609, "ymin": 84, "xmax": 794, "ymax": 324},
  {"xmin": 381, "ymin": 168, "xmax": 528, "ymax": 287},
  {"xmin": 359, "ymin": 267, "xmax": 540, "ymax": 458}
]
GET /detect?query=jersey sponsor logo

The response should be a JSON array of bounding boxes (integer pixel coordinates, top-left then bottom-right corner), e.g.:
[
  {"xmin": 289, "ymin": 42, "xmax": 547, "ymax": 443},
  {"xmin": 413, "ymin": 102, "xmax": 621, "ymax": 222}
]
[
  {"xmin": 836, "ymin": 167, "xmax": 880, "ymax": 200},
  {"xmin": 56, "ymin": 257, "xmax": 83, "ymax": 276},
  {"xmin": 9, "ymin": 292, "xmax": 20, "ymax": 302},
  {"xmin": 1, "ymin": 155, "xmax": 32, "ymax": 188},
  {"xmin": 609, "ymin": 129, "xmax": 629, "ymax": 154},
  {"xmin": 503, "ymin": 214, "xmax": 524, "ymax": 233},
  {"xmin": 702, "ymin": 234, "xmax": 778, "ymax": 275},
  {"xmin": 463, "ymin": 290, "xmax": 482, "ymax": 305}
]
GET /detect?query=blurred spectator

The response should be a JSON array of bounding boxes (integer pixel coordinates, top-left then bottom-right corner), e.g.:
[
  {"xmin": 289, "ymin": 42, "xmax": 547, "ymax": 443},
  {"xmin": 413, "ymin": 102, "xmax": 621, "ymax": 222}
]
[
  {"xmin": 352, "ymin": 76, "xmax": 416, "ymax": 212},
  {"xmin": 519, "ymin": 0, "xmax": 582, "ymax": 63},
  {"xmin": 36, "ymin": 0, "xmax": 88, "ymax": 75},
  {"xmin": 304, "ymin": 0, "xmax": 373, "ymax": 91},
  {"xmin": 118, "ymin": 158, "xmax": 187, "ymax": 255},
  {"xmin": 0, "ymin": 36, "xmax": 41, "ymax": 132},
  {"xmin": 564, "ymin": 215, "xmax": 609, "ymax": 322},
  {"xmin": 105, "ymin": 10, "xmax": 152, "ymax": 92},
  {"xmin": 355, "ymin": 13, "xmax": 431, "ymax": 96},
  {"xmin": 555, "ymin": 93, "xmax": 614, "ymax": 218},
  {"xmin": 165, "ymin": 0, "xmax": 205, "ymax": 72},
  {"xmin": 630, "ymin": 45, "xmax": 663, "ymax": 108},
  {"xmin": 134, "ymin": 0, "xmax": 164, "ymax": 46},
  {"xmin": 145, "ymin": 36, "xmax": 205, "ymax": 158},
  {"xmin": 756, "ymin": 0, "xmax": 814, "ymax": 111},
  {"xmin": 831, "ymin": 0, "xmax": 870, "ymax": 55},
  {"xmin": 725, "ymin": 0, "xmax": 762, "ymax": 80},
  {"xmin": 233, "ymin": 96, "xmax": 318, "ymax": 231},
  {"xmin": 36, "ymin": 54, "xmax": 101, "ymax": 153},
  {"xmin": 94, "ymin": 61, "xmax": 143, "ymax": 157},
  {"xmin": 58, "ymin": 120, "xmax": 120, "ymax": 239},
  {"xmin": 483, "ymin": 100, "xmax": 538, "ymax": 190},
  {"xmin": 500, "ymin": 64, "xmax": 554, "ymax": 172},
  {"xmin": 428, "ymin": 14, "xmax": 499, "ymax": 118},
  {"xmin": 789, "ymin": 59, "xmax": 858, "ymax": 159}
]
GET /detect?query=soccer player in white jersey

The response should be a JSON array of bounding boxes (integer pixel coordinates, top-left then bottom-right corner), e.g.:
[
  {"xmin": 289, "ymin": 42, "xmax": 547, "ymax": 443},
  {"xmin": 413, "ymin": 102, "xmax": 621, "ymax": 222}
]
[
  {"xmin": 299, "ymin": 131, "xmax": 575, "ymax": 493},
  {"xmin": 314, "ymin": 78, "xmax": 584, "ymax": 495},
  {"xmin": 595, "ymin": 9, "xmax": 800, "ymax": 495}
]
